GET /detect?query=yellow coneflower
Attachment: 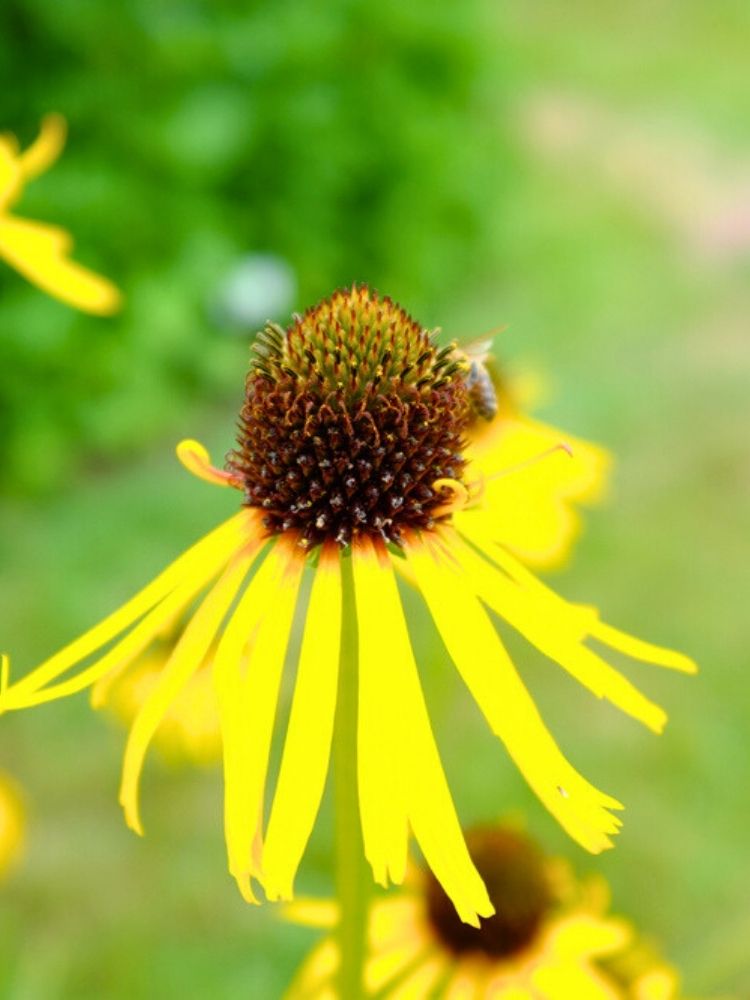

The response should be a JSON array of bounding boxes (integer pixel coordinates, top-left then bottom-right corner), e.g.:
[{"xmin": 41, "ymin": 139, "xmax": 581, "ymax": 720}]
[
  {"xmin": 463, "ymin": 350, "xmax": 610, "ymax": 569},
  {"xmin": 94, "ymin": 353, "xmax": 608, "ymax": 763},
  {"xmin": 0, "ymin": 286, "xmax": 694, "ymax": 925},
  {"xmin": 284, "ymin": 825, "xmax": 682, "ymax": 1000},
  {"xmin": 0, "ymin": 115, "xmax": 121, "ymax": 313}
]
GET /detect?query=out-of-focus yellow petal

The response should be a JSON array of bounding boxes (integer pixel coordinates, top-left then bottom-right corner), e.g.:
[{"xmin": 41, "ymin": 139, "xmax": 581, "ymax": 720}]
[
  {"xmin": 465, "ymin": 414, "xmax": 610, "ymax": 569},
  {"xmin": 17, "ymin": 113, "xmax": 66, "ymax": 184},
  {"xmin": 0, "ymin": 216, "xmax": 121, "ymax": 314},
  {"xmin": 442, "ymin": 966, "xmax": 482, "ymax": 1000},
  {"xmin": 407, "ymin": 536, "xmax": 622, "ymax": 855},
  {"xmin": 119, "ymin": 547, "xmax": 259, "ymax": 834},
  {"xmin": 99, "ymin": 656, "xmax": 222, "ymax": 764},
  {"xmin": 0, "ymin": 139, "xmax": 22, "ymax": 209},
  {"xmin": 282, "ymin": 899, "xmax": 339, "ymax": 930},
  {"xmin": 383, "ymin": 952, "xmax": 448, "ymax": 1000},
  {"xmin": 632, "ymin": 967, "xmax": 680, "ymax": 1000},
  {"xmin": 549, "ymin": 914, "xmax": 632, "ymax": 960},
  {"xmin": 364, "ymin": 897, "xmax": 429, "ymax": 993},
  {"xmin": 353, "ymin": 538, "xmax": 493, "ymax": 926},
  {"xmin": 531, "ymin": 961, "xmax": 621, "ymax": 1000},
  {"xmin": 264, "ymin": 543, "xmax": 342, "ymax": 900},
  {"xmin": 285, "ymin": 938, "xmax": 339, "ymax": 1000},
  {"xmin": 1, "ymin": 512, "xmax": 251, "ymax": 709},
  {"xmin": 0, "ymin": 772, "xmax": 24, "ymax": 878}
]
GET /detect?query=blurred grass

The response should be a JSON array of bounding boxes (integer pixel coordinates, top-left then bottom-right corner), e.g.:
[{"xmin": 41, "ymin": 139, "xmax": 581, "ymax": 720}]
[{"xmin": 2, "ymin": 2, "xmax": 750, "ymax": 998}]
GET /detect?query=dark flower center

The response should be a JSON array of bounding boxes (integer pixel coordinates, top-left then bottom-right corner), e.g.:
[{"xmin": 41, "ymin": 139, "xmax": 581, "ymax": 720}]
[
  {"xmin": 227, "ymin": 285, "xmax": 469, "ymax": 548},
  {"xmin": 425, "ymin": 827, "xmax": 553, "ymax": 959}
]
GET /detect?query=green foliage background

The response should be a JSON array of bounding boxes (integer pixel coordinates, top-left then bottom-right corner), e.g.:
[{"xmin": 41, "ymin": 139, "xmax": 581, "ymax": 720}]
[{"xmin": 1, "ymin": 2, "xmax": 749, "ymax": 998}]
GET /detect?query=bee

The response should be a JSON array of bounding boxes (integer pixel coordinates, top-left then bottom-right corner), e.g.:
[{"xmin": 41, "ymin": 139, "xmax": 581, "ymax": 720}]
[{"xmin": 455, "ymin": 336, "xmax": 499, "ymax": 421}]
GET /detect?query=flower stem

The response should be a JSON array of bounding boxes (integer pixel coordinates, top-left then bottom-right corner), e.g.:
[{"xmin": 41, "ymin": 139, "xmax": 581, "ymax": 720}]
[{"xmin": 333, "ymin": 554, "xmax": 368, "ymax": 1000}]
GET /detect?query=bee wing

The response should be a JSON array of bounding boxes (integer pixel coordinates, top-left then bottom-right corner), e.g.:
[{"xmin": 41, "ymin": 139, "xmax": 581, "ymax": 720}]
[{"xmin": 458, "ymin": 324, "xmax": 508, "ymax": 362}]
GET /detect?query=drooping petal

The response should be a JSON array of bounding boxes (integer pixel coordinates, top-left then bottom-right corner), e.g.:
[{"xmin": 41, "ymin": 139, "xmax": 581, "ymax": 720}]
[
  {"xmin": 0, "ymin": 215, "xmax": 121, "ymax": 314},
  {"xmin": 263, "ymin": 543, "xmax": 342, "ymax": 900},
  {"xmin": 406, "ymin": 537, "xmax": 622, "ymax": 854},
  {"xmin": 589, "ymin": 621, "xmax": 697, "ymax": 675},
  {"xmin": 353, "ymin": 537, "xmax": 493, "ymax": 926},
  {"xmin": 447, "ymin": 528, "xmax": 668, "ymax": 733},
  {"xmin": 213, "ymin": 538, "xmax": 304, "ymax": 900},
  {"xmin": 352, "ymin": 538, "xmax": 409, "ymax": 889},
  {"xmin": 119, "ymin": 544, "xmax": 261, "ymax": 834},
  {"xmin": 2, "ymin": 512, "xmax": 252, "ymax": 707}
]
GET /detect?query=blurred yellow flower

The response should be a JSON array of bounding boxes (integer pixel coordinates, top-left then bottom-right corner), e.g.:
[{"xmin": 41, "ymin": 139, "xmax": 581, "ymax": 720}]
[
  {"xmin": 1, "ymin": 287, "xmax": 694, "ymax": 923},
  {"xmin": 0, "ymin": 667, "xmax": 25, "ymax": 880},
  {"xmin": 465, "ymin": 364, "xmax": 610, "ymax": 569},
  {"xmin": 0, "ymin": 114, "xmax": 121, "ymax": 313},
  {"xmin": 94, "ymin": 642, "xmax": 222, "ymax": 767},
  {"xmin": 284, "ymin": 825, "xmax": 682, "ymax": 1000}
]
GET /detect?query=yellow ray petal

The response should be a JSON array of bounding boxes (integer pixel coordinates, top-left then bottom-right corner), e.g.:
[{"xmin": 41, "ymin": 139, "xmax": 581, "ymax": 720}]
[
  {"xmin": 0, "ymin": 215, "xmax": 121, "ymax": 314},
  {"xmin": 365, "ymin": 898, "xmax": 429, "ymax": 994},
  {"xmin": 119, "ymin": 545, "xmax": 260, "ymax": 834},
  {"xmin": 454, "ymin": 520, "xmax": 598, "ymax": 639},
  {"xmin": 353, "ymin": 538, "xmax": 493, "ymax": 925},
  {"xmin": 352, "ymin": 539, "xmax": 409, "ymax": 889},
  {"xmin": 589, "ymin": 621, "xmax": 697, "ymax": 675},
  {"xmin": 282, "ymin": 898, "xmax": 339, "ymax": 930},
  {"xmin": 383, "ymin": 952, "xmax": 449, "ymax": 1000},
  {"xmin": 460, "ymin": 520, "xmax": 696, "ymax": 678},
  {"xmin": 17, "ymin": 114, "xmax": 66, "ymax": 184},
  {"xmin": 3, "ymin": 512, "xmax": 249, "ymax": 705},
  {"xmin": 263, "ymin": 543, "xmax": 342, "ymax": 900},
  {"xmin": 285, "ymin": 938, "xmax": 338, "ymax": 1000},
  {"xmin": 0, "ymin": 771, "xmax": 25, "ymax": 877},
  {"xmin": 548, "ymin": 914, "xmax": 631, "ymax": 959},
  {"xmin": 5, "ymin": 572, "xmax": 211, "ymax": 710},
  {"xmin": 406, "ymin": 537, "xmax": 622, "ymax": 855},
  {"xmin": 176, "ymin": 439, "xmax": 239, "ymax": 488},
  {"xmin": 442, "ymin": 967, "xmax": 482, "ymax": 1000},
  {"xmin": 448, "ymin": 529, "xmax": 667, "ymax": 733},
  {"xmin": 366, "ymin": 938, "xmax": 429, "ymax": 996},
  {"xmin": 213, "ymin": 539, "xmax": 303, "ymax": 898},
  {"xmin": 530, "ymin": 961, "xmax": 620, "ymax": 1000}
]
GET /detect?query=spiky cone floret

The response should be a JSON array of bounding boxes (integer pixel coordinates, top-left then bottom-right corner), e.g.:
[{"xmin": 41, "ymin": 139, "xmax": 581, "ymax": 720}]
[
  {"xmin": 0, "ymin": 115, "xmax": 121, "ymax": 313},
  {"xmin": 0, "ymin": 287, "xmax": 696, "ymax": 924},
  {"xmin": 283, "ymin": 824, "xmax": 683, "ymax": 1000}
]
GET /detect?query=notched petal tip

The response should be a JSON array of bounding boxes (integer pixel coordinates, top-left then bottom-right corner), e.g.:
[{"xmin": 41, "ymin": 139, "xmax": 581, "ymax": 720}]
[
  {"xmin": 176, "ymin": 439, "xmax": 239, "ymax": 488},
  {"xmin": 233, "ymin": 872, "xmax": 260, "ymax": 905}
]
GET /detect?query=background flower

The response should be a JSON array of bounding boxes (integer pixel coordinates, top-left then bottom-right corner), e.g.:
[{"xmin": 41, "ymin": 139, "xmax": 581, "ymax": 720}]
[{"xmin": 283, "ymin": 825, "xmax": 682, "ymax": 1000}]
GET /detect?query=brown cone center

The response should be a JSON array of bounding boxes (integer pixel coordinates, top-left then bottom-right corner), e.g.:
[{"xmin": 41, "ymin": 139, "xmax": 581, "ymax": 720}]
[{"xmin": 425, "ymin": 827, "xmax": 552, "ymax": 959}]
